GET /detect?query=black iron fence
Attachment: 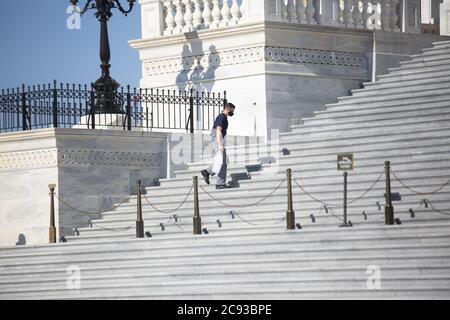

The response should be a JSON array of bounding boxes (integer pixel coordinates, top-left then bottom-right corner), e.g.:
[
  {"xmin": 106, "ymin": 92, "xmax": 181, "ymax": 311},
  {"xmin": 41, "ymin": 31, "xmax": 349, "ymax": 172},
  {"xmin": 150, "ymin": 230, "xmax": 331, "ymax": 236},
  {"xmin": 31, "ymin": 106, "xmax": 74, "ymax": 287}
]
[{"xmin": 0, "ymin": 81, "xmax": 226, "ymax": 133}]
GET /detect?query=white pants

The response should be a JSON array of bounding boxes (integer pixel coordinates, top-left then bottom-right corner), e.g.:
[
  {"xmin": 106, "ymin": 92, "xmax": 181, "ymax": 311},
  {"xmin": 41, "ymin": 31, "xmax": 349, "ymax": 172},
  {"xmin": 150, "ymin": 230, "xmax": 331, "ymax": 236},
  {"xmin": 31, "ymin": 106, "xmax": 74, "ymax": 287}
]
[{"xmin": 207, "ymin": 137, "xmax": 228, "ymax": 185}]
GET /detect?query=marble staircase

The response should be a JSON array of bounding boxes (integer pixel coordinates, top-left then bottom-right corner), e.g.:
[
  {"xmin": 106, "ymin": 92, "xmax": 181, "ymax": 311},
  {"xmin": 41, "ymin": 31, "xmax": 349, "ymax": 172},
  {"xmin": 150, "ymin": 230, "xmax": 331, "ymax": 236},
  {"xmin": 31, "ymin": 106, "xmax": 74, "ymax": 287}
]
[{"xmin": 1, "ymin": 40, "xmax": 450, "ymax": 299}]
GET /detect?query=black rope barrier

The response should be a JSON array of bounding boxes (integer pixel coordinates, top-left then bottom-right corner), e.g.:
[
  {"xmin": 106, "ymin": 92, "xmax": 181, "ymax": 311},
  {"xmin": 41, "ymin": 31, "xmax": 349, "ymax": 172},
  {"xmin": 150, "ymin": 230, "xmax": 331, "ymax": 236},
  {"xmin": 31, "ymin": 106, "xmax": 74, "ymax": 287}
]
[
  {"xmin": 232, "ymin": 212, "xmax": 286, "ymax": 227},
  {"xmin": 199, "ymin": 179, "xmax": 286, "ymax": 208},
  {"xmin": 293, "ymin": 171, "xmax": 384, "ymax": 209},
  {"xmin": 88, "ymin": 221, "xmax": 134, "ymax": 232},
  {"xmin": 412, "ymin": 199, "xmax": 450, "ymax": 217},
  {"xmin": 143, "ymin": 185, "xmax": 193, "ymax": 215},
  {"xmin": 56, "ymin": 195, "xmax": 130, "ymax": 215},
  {"xmin": 391, "ymin": 170, "xmax": 450, "ymax": 195}
]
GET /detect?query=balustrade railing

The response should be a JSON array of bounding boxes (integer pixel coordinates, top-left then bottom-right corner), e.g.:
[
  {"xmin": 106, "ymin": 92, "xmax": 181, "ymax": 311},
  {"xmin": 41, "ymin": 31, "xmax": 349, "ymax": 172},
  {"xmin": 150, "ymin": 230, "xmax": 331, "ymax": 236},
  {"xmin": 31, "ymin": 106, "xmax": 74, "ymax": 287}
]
[
  {"xmin": 162, "ymin": 0, "xmax": 243, "ymax": 35},
  {"xmin": 155, "ymin": 0, "xmax": 402, "ymax": 35}
]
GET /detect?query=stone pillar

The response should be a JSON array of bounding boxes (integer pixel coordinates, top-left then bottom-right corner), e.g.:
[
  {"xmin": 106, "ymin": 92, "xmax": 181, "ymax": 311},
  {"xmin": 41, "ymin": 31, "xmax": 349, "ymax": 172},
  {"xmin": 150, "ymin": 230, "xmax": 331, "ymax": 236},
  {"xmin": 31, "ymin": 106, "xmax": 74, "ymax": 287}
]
[
  {"xmin": 317, "ymin": 0, "xmax": 338, "ymax": 26},
  {"xmin": 441, "ymin": 0, "xmax": 450, "ymax": 35},
  {"xmin": 140, "ymin": 0, "xmax": 166, "ymax": 38},
  {"xmin": 421, "ymin": 0, "xmax": 432, "ymax": 24},
  {"xmin": 164, "ymin": 1, "xmax": 176, "ymax": 35}
]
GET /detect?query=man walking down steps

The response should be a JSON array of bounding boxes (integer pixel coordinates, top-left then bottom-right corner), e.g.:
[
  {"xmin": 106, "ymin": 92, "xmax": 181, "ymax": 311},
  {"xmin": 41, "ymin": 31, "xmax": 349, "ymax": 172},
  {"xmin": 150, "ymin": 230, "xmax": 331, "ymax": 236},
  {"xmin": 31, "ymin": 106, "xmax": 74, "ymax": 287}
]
[{"xmin": 201, "ymin": 103, "xmax": 236, "ymax": 190}]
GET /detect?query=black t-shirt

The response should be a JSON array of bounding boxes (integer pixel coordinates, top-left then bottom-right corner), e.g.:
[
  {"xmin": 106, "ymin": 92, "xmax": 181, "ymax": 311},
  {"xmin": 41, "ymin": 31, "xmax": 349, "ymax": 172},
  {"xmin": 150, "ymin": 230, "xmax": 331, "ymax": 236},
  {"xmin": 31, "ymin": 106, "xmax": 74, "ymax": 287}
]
[{"xmin": 212, "ymin": 113, "xmax": 228, "ymax": 138}]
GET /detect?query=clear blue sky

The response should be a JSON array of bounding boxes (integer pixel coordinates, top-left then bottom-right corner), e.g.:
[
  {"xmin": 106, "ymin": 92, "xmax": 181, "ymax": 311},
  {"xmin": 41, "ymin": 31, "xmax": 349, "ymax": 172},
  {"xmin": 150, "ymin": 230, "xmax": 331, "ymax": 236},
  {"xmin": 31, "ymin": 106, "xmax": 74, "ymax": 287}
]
[{"xmin": 0, "ymin": 0, "xmax": 141, "ymax": 90}]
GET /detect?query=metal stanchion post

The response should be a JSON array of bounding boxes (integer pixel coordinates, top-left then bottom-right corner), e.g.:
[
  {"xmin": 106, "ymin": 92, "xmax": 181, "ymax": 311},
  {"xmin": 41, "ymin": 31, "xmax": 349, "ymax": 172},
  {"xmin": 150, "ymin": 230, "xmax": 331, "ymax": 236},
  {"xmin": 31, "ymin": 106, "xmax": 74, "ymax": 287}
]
[
  {"xmin": 136, "ymin": 180, "xmax": 145, "ymax": 238},
  {"xmin": 49, "ymin": 184, "xmax": 57, "ymax": 244},
  {"xmin": 286, "ymin": 169, "xmax": 295, "ymax": 230},
  {"xmin": 385, "ymin": 161, "xmax": 395, "ymax": 225},
  {"xmin": 340, "ymin": 171, "xmax": 352, "ymax": 227},
  {"xmin": 193, "ymin": 176, "xmax": 202, "ymax": 235}
]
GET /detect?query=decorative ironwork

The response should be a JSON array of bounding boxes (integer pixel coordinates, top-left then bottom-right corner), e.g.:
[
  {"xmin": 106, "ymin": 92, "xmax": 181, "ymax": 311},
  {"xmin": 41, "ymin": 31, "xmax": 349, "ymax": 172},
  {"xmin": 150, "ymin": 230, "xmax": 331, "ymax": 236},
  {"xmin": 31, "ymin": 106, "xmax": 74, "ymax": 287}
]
[
  {"xmin": 70, "ymin": 0, "xmax": 136, "ymax": 113},
  {"xmin": 0, "ymin": 81, "xmax": 226, "ymax": 133}
]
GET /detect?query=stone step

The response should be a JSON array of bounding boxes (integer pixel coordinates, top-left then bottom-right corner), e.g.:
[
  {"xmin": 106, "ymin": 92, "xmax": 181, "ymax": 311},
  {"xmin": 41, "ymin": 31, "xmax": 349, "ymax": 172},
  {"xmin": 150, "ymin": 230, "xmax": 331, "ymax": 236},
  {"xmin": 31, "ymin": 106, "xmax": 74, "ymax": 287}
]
[
  {"xmin": 168, "ymin": 161, "xmax": 450, "ymax": 193},
  {"xmin": 375, "ymin": 64, "xmax": 450, "ymax": 82},
  {"xmin": 156, "ymin": 176, "xmax": 449, "ymax": 203},
  {"xmin": 274, "ymin": 146, "xmax": 450, "ymax": 168},
  {"xmin": 85, "ymin": 212, "xmax": 449, "ymax": 237},
  {"xmin": 292, "ymin": 106, "xmax": 450, "ymax": 134},
  {"xmin": 295, "ymin": 114, "xmax": 450, "ymax": 138},
  {"xmin": 199, "ymin": 131, "xmax": 450, "ymax": 164},
  {"xmin": 323, "ymin": 89, "xmax": 450, "ymax": 111},
  {"xmin": 385, "ymin": 58, "xmax": 450, "ymax": 75},
  {"xmin": 5, "ymin": 222, "xmax": 450, "ymax": 261},
  {"xmin": 391, "ymin": 55, "xmax": 450, "ymax": 69},
  {"xmin": 316, "ymin": 95, "xmax": 450, "ymax": 117},
  {"xmin": 159, "ymin": 164, "xmax": 450, "ymax": 191},
  {"xmin": 3, "ymin": 277, "xmax": 450, "ymax": 300},
  {"xmin": 348, "ymin": 77, "xmax": 450, "ymax": 99},
  {"xmin": 400, "ymin": 52, "xmax": 450, "ymax": 65},
  {"xmin": 423, "ymin": 41, "xmax": 450, "ymax": 50},
  {"xmin": 2, "ymin": 244, "xmax": 449, "ymax": 280},
  {"xmin": 2, "ymin": 262, "xmax": 449, "ymax": 289},
  {"xmin": 138, "ymin": 188, "xmax": 441, "ymax": 217},
  {"xmin": 2, "ymin": 271, "xmax": 449, "ymax": 295},
  {"xmin": 197, "ymin": 127, "xmax": 450, "ymax": 164},
  {"xmin": 360, "ymin": 71, "xmax": 450, "ymax": 93},
  {"xmin": 194, "ymin": 144, "xmax": 450, "ymax": 171},
  {"xmin": 188, "ymin": 146, "xmax": 450, "ymax": 172},
  {"xmin": 111, "ymin": 193, "xmax": 448, "ymax": 224},
  {"xmin": 283, "ymin": 132, "xmax": 450, "ymax": 152},
  {"xmin": 3, "ymin": 227, "xmax": 450, "ymax": 267},
  {"xmin": 195, "ymin": 136, "xmax": 450, "ymax": 169},
  {"xmin": 3, "ymin": 287, "xmax": 450, "ymax": 300},
  {"xmin": 365, "ymin": 65, "xmax": 450, "ymax": 87},
  {"xmin": 412, "ymin": 46, "xmax": 450, "ymax": 58},
  {"xmin": 67, "ymin": 214, "xmax": 448, "ymax": 245},
  {"xmin": 99, "ymin": 206, "xmax": 447, "ymax": 237},
  {"xmin": 336, "ymin": 86, "xmax": 450, "ymax": 105}
]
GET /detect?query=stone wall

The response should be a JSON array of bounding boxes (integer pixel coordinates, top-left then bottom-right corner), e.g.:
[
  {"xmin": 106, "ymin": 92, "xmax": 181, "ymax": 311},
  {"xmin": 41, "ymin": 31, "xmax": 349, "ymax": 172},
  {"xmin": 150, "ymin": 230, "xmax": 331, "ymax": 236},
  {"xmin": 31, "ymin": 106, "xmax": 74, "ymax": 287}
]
[
  {"xmin": 0, "ymin": 129, "xmax": 167, "ymax": 246},
  {"xmin": 132, "ymin": 18, "xmax": 449, "ymax": 137},
  {"xmin": 0, "ymin": 128, "xmax": 256, "ymax": 246}
]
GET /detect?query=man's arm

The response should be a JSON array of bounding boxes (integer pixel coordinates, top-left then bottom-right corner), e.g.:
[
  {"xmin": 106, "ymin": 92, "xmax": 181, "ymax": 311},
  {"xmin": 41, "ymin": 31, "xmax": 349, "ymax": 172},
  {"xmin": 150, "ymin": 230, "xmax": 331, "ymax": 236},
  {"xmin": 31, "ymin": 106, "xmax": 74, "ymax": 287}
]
[{"xmin": 216, "ymin": 127, "xmax": 224, "ymax": 151}]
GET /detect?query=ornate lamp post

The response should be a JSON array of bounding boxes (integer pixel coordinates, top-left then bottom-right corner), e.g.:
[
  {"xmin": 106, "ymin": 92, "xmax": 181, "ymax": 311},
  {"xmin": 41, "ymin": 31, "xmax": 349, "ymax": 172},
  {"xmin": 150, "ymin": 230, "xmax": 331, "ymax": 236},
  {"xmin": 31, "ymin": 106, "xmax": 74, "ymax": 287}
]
[{"xmin": 70, "ymin": 0, "xmax": 135, "ymax": 113}]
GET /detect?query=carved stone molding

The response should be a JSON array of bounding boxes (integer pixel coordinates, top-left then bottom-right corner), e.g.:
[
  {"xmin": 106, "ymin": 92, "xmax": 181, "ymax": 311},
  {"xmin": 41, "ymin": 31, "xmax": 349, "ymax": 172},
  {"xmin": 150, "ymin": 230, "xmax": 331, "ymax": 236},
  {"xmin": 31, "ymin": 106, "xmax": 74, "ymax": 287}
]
[
  {"xmin": 143, "ymin": 45, "xmax": 367, "ymax": 77},
  {"xmin": 265, "ymin": 47, "xmax": 368, "ymax": 67},
  {"xmin": 57, "ymin": 150, "xmax": 162, "ymax": 167},
  {"xmin": 0, "ymin": 150, "xmax": 57, "ymax": 170},
  {"xmin": 0, "ymin": 149, "xmax": 162, "ymax": 170},
  {"xmin": 143, "ymin": 46, "xmax": 265, "ymax": 76}
]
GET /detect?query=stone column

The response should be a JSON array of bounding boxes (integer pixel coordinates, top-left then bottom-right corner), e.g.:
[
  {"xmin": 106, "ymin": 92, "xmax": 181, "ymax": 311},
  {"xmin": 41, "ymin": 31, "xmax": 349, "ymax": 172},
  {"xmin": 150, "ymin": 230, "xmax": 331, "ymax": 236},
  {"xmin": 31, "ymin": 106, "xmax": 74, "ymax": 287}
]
[
  {"xmin": 306, "ymin": 0, "xmax": 316, "ymax": 24},
  {"xmin": 380, "ymin": 0, "xmax": 390, "ymax": 31},
  {"xmin": 221, "ymin": 0, "xmax": 232, "ymax": 26},
  {"xmin": 352, "ymin": 0, "xmax": 362, "ymax": 28},
  {"xmin": 211, "ymin": 0, "xmax": 222, "ymax": 28},
  {"xmin": 441, "ymin": 0, "xmax": 450, "ymax": 35},
  {"xmin": 230, "ymin": 0, "xmax": 243, "ymax": 24},
  {"xmin": 183, "ymin": 0, "xmax": 194, "ymax": 31},
  {"xmin": 202, "ymin": 0, "xmax": 213, "ymax": 27},
  {"xmin": 164, "ymin": 1, "xmax": 176, "ymax": 35},
  {"xmin": 192, "ymin": 0, "xmax": 204, "ymax": 29},
  {"xmin": 287, "ymin": 0, "xmax": 297, "ymax": 22},
  {"xmin": 140, "ymin": 0, "xmax": 166, "ymax": 38},
  {"xmin": 174, "ymin": 0, "xmax": 186, "ymax": 33},
  {"xmin": 317, "ymin": 0, "xmax": 337, "ymax": 26},
  {"xmin": 343, "ymin": 0, "xmax": 353, "ymax": 27},
  {"xmin": 390, "ymin": 0, "xmax": 400, "ymax": 31}
]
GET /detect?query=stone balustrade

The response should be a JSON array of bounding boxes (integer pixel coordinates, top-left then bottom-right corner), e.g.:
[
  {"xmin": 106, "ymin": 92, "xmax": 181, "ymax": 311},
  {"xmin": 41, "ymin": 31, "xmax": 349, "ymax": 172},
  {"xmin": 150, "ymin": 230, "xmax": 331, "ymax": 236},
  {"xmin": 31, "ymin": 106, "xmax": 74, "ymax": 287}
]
[
  {"xmin": 140, "ymin": 0, "xmax": 403, "ymax": 38},
  {"xmin": 162, "ymin": 0, "xmax": 243, "ymax": 35},
  {"xmin": 334, "ymin": 0, "xmax": 400, "ymax": 31}
]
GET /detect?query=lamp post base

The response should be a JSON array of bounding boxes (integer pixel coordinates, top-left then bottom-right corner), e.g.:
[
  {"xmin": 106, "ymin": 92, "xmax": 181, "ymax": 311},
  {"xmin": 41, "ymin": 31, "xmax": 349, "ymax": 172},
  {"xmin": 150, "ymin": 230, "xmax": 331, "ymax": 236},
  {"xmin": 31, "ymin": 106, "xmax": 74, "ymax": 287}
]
[{"xmin": 93, "ymin": 76, "xmax": 123, "ymax": 114}]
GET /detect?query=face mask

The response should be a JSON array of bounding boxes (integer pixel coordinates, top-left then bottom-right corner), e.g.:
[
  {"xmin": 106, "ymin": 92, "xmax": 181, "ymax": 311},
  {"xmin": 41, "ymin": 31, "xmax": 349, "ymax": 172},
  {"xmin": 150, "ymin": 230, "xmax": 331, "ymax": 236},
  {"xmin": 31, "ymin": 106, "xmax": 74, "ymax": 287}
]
[{"xmin": 228, "ymin": 111, "xmax": 234, "ymax": 117}]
